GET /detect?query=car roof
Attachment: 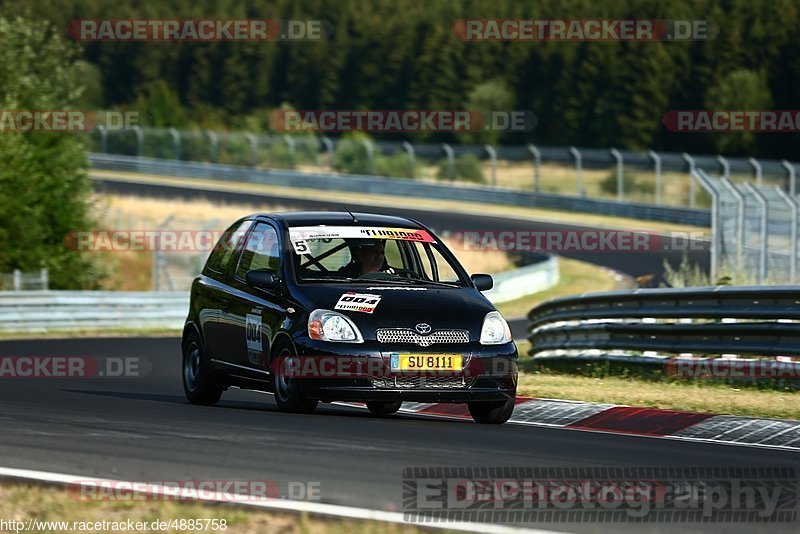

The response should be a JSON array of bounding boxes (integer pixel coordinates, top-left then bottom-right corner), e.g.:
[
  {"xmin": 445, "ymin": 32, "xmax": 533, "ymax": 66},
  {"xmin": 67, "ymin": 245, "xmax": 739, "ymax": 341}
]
[{"xmin": 260, "ymin": 211, "xmax": 424, "ymax": 229}]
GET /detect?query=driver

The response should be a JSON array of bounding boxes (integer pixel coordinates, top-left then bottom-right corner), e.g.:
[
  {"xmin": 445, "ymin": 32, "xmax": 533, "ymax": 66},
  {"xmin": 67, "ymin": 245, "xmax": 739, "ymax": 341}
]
[{"xmin": 337, "ymin": 239, "xmax": 397, "ymax": 277}]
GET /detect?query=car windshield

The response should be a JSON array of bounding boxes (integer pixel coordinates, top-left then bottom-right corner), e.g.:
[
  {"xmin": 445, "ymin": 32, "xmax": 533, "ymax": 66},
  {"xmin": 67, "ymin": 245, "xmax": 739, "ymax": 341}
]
[{"xmin": 288, "ymin": 225, "xmax": 465, "ymax": 286}]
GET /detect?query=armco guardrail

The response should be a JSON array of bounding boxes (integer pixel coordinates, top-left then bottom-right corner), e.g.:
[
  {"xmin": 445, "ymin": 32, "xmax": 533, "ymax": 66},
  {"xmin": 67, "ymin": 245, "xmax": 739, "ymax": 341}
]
[
  {"xmin": 88, "ymin": 154, "xmax": 711, "ymax": 226},
  {"xmin": 0, "ymin": 291, "xmax": 188, "ymax": 332},
  {"xmin": 527, "ymin": 286, "xmax": 800, "ymax": 372},
  {"xmin": 484, "ymin": 255, "xmax": 559, "ymax": 304}
]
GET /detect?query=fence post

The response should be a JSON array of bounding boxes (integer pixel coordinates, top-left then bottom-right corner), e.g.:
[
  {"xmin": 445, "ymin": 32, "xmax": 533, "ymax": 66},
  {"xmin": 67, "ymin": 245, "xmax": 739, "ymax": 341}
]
[
  {"xmin": 716, "ymin": 155, "xmax": 730, "ymax": 180},
  {"xmin": 41, "ymin": 268, "xmax": 48, "ymax": 290},
  {"xmin": 133, "ymin": 126, "xmax": 143, "ymax": 157},
  {"xmin": 244, "ymin": 133, "xmax": 258, "ymax": 166},
  {"xmin": 321, "ymin": 136, "xmax": 334, "ymax": 171},
  {"xmin": 283, "ymin": 135, "xmax": 296, "ymax": 169},
  {"xmin": 206, "ymin": 130, "xmax": 218, "ymax": 163},
  {"xmin": 527, "ymin": 144, "xmax": 541, "ymax": 192},
  {"xmin": 720, "ymin": 177, "xmax": 745, "ymax": 273},
  {"xmin": 693, "ymin": 170, "xmax": 719, "ymax": 282},
  {"xmin": 362, "ymin": 138, "xmax": 374, "ymax": 175},
  {"xmin": 610, "ymin": 148, "xmax": 623, "ymax": 201},
  {"xmin": 485, "ymin": 145, "xmax": 497, "ymax": 186},
  {"xmin": 749, "ymin": 157, "xmax": 763, "ymax": 187},
  {"xmin": 782, "ymin": 160, "xmax": 796, "ymax": 197},
  {"xmin": 744, "ymin": 182, "xmax": 768, "ymax": 283},
  {"xmin": 682, "ymin": 153, "xmax": 696, "ymax": 208},
  {"xmin": 648, "ymin": 150, "xmax": 662, "ymax": 205},
  {"xmin": 775, "ymin": 186, "xmax": 798, "ymax": 283},
  {"xmin": 569, "ymin": 146, "xmax": 583, "ymax": 196},
  {"xmin": 402, "ymin": 141, "xmax": 415, "ymax": 179},
  {"xmin": 12, "ymin": 269, "xmax": 21, "ymax": 291},
  {"xmin": 168, "ymin": 128, "xmax": 181, "ymax": 160},
  {"xmin": 442, "ymin": 144, "xmax": 455, "ymax": 181},
  {"xmin": 97, "ymin": 125, "xmax": 108, "ymax": 154}
]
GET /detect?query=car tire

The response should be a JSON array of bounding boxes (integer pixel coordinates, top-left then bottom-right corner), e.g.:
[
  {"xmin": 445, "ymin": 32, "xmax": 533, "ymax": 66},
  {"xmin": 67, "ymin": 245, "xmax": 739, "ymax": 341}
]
[
  {"xmin": 468, "ymin": 399, "xmax": 515, "ymax": 424},
  {"xmin": 271, "ymin": 341, "xmax": 318, "ymax": 414},
  {"xmin": 182, "ymin": 330, "xmax": 223, "ymax": 405},
  {"xmin": 366, "ymin": 401, "xmax": 402, "ymax": 416}
]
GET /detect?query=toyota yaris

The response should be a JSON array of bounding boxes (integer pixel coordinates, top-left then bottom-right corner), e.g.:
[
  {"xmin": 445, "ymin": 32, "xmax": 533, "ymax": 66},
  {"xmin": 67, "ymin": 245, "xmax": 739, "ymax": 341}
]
[{"xmin": 182, "ymin": 211, "xmax": 518, "ymax": 424}]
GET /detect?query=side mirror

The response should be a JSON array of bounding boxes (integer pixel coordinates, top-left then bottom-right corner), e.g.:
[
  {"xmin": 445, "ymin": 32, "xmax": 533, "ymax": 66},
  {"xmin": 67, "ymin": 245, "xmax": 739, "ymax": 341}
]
[
  {"xmin": 471, "ymin": 273, "xmax": 493, "ymax": 291},
  {"xmin": 246, "ymin": 270, "xmax": 280, "ymax": 291}
]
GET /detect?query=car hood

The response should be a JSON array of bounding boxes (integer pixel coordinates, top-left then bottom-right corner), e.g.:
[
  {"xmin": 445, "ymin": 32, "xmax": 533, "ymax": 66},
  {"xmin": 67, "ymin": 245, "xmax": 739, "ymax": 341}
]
[{"xmin": 297, "ymin": 284, "xmax": 496, "ymax": 333}]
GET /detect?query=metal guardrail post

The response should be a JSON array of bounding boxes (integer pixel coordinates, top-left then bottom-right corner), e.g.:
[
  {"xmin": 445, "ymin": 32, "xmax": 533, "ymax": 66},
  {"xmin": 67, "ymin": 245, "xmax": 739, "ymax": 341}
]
[
  {"xmin": 97, "ymin": 125, "xmax": 107, "ymax": 154},
  {"xmin": 720, "ymin": 177, "xmax": 745, "ymax": 271},
  {"xmin": 206, "ymin": 130, "xmax": 218, "ymax": 163},
  {"xmin": 648, "ymin": 150, "xmax": 661, "ymax": 205},
  {"xmin": 441, "ymin": 144, "xmax": 455, "ymax": 181},
  {"xmin": 485, "ymin": 145, "xmax": 497, "ymax": 186},
  {"xmin": 168, "ymin": 128, "xmax": 180, "ymax": 160},
  {"xmin": 749, "ymin": 157, "xmax": 763, "ymax": 186},
  {"xmin": 527, "ymin": 144, "xmax": 541, "ymax": 192},
  {"xmin": 133, "ymin": 126, "xmax": 143, "ymax": 157},
  {"xmin": 40, "ymin": 268, "xmax": 48, "ymax": 290},
  {"xmin": 12, "ymin": 269, "xmax": 21, "ymax": 291},
  {"xmin": 610, "ymin": 148, "xmax": 624, "ymax": 201},
  {"xmin": 775, "ymin": 186, "xmax": 798, "ymax": 283},
  {"xmin": 402, "ymin": 141, "xmax": 415, "ymax": 179},
  {"xmin": 569, "ymin": 146, "xmax": 583, "ymax": 196},
  {"xmin": 744, "ymin": 182, "xmax": 768, "ymax": 283},
  {"xmin": 283, "ymin": 135, "xmax": 296, "ymax": 169},
  {"xmin": 693, "ymin": 169, "xmax": 719, "ymax": 281},
  {"xmin": 321, "ymin": 137, "xmax": 334, "ymax": 171},
  {"xmin": 717, "ymin": 155, "xmax": 730, "ymax": 180},
  {"xmin": 682, "ymin": 153, "xmax": 696, "ymax": 208},
  {"xmin": 782, "ymin": 160, "xmax": 796, "ymax": 197},
  {"xmin": 362, "ymin": 139, "xmax": 374, "ymax": 175},
  {"xmin": 245, "ymin": 133, "xmax": 258, "ymax": 166}
]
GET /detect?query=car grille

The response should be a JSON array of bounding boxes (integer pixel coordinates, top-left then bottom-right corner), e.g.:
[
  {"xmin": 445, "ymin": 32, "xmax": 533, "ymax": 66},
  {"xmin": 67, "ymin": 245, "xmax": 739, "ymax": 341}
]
[
  {"xmin": 375, "ymin": 328, "xmax": 469, "ymax": 347},
  {"xmin": 370, "ymin": 375, "xmax": 476, "ymax": 389}
]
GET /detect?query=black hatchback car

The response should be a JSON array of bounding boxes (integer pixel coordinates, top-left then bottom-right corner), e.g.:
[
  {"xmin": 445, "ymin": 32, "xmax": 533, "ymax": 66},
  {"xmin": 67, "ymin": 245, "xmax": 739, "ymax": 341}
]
[{"xmin": 182, "ymin": 211, "xmax": 518, "ymax": 424}]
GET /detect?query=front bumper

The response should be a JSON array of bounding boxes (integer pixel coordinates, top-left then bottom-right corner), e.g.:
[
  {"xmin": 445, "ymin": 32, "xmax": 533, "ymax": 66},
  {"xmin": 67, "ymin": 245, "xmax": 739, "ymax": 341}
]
[{"xmin": 292, "ymin": 336, "xmax": 518, "ymax": 403}]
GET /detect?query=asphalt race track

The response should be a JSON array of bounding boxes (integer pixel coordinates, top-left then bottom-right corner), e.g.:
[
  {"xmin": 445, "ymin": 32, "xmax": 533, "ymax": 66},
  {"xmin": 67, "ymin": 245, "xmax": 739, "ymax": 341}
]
[{"xmin": 1, "ymin": 337, "xmax": 797, "ymax": 534}]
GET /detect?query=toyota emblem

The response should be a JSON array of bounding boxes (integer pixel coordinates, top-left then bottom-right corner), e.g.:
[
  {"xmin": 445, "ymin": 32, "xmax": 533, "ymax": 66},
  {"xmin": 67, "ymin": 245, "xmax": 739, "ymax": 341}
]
[{"xmin": 415, "ymin": 323, "xmax": 432, "ymax": 334}]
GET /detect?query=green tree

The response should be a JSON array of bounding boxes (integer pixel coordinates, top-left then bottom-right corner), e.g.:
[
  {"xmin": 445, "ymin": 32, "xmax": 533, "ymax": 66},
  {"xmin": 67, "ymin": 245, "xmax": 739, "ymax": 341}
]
[
  {"xmin": 458, "ymin": 78, "xmax": 515, "ymax": 146},
  {"xmin": 705, "ymin": 69, "xmax": 773, "ymax": 154},
  {"xmin": 0, "ymin": 16, "xmax": 103, "ymax": 289}
]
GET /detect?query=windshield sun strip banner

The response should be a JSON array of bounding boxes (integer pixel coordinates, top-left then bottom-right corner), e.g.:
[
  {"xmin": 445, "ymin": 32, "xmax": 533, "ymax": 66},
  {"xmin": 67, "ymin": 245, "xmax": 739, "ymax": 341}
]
[{"xmin": 288, "ymin": 226, "xmax": 436, "ymax": 254}]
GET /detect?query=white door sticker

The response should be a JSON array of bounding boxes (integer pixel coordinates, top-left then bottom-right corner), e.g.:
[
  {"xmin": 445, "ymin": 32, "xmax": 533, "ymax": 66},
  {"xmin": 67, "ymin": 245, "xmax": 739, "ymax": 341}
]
[
  {"xmin": 334, "ymin": 292, "xmax": 382, "ymax": 314},
  {"xmin": 246, "ymin": 313, "xmax": 263, "ymax": 351}
]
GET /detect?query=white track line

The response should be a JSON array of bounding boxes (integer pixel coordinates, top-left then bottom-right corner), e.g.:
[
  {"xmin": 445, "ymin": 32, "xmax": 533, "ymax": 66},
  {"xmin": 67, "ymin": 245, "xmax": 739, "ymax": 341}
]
[{"xmin": 0, "ymin": 466, "xmax": 565, "ymax": 534}]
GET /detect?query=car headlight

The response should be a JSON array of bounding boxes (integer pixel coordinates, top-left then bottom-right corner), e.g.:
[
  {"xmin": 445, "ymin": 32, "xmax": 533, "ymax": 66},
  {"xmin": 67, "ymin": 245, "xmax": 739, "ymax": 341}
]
[
  {"xmin": 479, "ymin": 311, "xmax": 512, "ymax": 345},
  {"xmin": 308, "ymin": 309, "xmax": 364, "ymax": 343}
]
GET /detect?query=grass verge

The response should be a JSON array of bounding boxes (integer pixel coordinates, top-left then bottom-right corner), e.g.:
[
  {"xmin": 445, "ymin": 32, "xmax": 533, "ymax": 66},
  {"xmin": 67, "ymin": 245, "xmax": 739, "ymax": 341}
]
[
  {"xmin": 515, "ymin": 341, "xmax": 800, "ymax": 420},
  {"xmin": 0, "ymin": 481, "xmax": 429, "ymax": 534}
]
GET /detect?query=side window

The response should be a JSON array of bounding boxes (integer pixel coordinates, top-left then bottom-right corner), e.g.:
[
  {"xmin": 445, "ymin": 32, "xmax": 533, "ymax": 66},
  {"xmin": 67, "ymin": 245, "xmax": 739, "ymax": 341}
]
[
  {"xmin": 204, "ymin": 220, "xmax": 252, "ymax": 276},
  {"xmin": 236, "ymin": 222, "xmax": 280, "ymax": 280}
]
